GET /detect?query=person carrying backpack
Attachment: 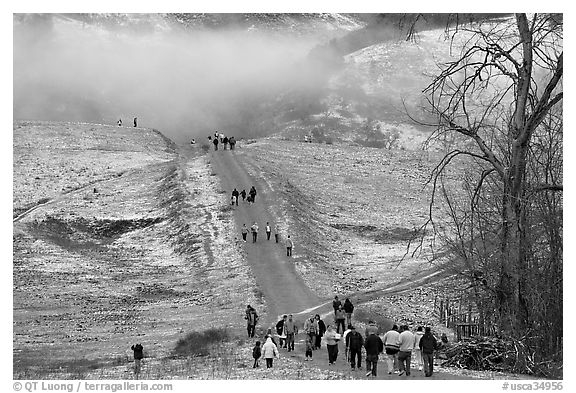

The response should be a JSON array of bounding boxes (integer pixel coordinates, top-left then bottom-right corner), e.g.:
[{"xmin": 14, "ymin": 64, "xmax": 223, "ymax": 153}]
[
  {"xmin": 131, "ymin": 343, "xmax": 144, "ymax": 379},
  {"xmin": 419, "ymin": 326, "xmax": 439, "ymax": 377}
]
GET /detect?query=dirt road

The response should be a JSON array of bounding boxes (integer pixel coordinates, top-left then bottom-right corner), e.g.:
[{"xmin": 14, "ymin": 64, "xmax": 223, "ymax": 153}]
[{"xmin": 210, "ymin": 147, "xmax": 321, "ymax": 326}]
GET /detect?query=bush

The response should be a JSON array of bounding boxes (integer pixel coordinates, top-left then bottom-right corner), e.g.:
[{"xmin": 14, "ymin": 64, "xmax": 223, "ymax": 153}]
[{"xmin": 174, "ymin": 328, "xmax": 230, "ymax": 357}]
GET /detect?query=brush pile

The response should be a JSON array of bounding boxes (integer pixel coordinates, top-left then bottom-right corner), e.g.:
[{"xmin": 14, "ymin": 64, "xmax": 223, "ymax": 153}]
[{"xmin": 441, "ymin": 336, "xmax": 536, "ymax": 375}]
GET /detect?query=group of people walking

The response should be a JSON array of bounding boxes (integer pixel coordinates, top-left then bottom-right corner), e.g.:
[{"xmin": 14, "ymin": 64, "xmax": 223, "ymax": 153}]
[
  {"xmin": 240, "ymin": 221, "xmax": 294, "ymax": 256},
  {"xmin": 209, "ymin": 132, "xmax": 236, "ymax": 150},
  {"xmin": 247, "ymin": 299, "xmax": 441, "ymax": 378},
  {"xmin": 231, "ymin": 186, "xmax": 257, "ymax": 206}
]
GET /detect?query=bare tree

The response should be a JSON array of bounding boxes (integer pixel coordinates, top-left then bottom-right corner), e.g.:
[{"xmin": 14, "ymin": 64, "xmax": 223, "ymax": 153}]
[{"xmin": 419, "ymin": 13, "xmax": 562, "ymax": 345}]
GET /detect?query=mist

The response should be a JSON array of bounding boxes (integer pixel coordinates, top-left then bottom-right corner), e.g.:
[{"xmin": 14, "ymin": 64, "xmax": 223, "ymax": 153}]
[{"xmin": 13, "ymin": 14, "xmax": 335, "ymax": 143}]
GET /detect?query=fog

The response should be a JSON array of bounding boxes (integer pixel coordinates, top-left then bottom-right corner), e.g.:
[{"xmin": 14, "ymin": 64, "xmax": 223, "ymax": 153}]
[{"xmin": 13, "ymin": 14, "xmax": 335, "ymax": 143}]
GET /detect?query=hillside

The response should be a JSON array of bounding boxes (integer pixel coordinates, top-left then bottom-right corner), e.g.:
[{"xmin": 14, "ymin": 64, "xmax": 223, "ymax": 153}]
[{"xmin": 12, "ymin": 121, "xmax": 518, "ymax": 381}]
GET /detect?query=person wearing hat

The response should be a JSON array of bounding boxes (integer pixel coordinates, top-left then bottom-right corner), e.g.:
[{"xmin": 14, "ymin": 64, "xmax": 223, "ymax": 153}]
[{"xmin": 345, "ymin": 325, "xmax": 364, "ymax": 370}]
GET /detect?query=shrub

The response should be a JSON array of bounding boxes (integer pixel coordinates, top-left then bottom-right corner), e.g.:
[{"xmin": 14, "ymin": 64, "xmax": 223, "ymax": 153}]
[{"xmin": 174, "ymin": 328, "xmax": 230, "ymax": 357}]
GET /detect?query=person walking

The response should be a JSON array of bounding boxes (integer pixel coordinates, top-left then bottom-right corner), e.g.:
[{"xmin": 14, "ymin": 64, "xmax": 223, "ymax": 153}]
[
  {"xmin": 241, "ymin": 224, "xmax": 248, "ymax": 242},
  {"xmin": 343, "ymin": 298, "xmax": 354, "ymax": 328},
  {"xmin": 252, "ymin": 341, "xmax": 262, "ymax": 368},
  {"xmin": 332, "ymin": 296, "xmax": 342, "ymax": 319},
  {"xmin": 251, "ymin": 222, "xmax": 259, "ymax": 243},
  {"xmin": 266, "ymin": 222, "xmax": 271, "ymax": 241},
  {"xmin": 249, "ymin": 186, "xmax": 257, "ymax": 203},
  {"xmin": 314, "ymin": 314, "xmax": 326, "ymax": 349},
  {"xmin": 305, "ymin": 334, "xmax": 314, "ymax": 361},
  {"xmin": 285, "ymin": 314, "xmax": 297, "ymax": 352},
  {"xmin": 274, "ymin": 225, "xmax": 280, "ymax": 243},
  {"xmin": 364, "ymin": 328, "xmax": 384, "ymax": 377},
  {"xmin": 413, "ymin": 326, "xmax": 425, "ymax": 371},
  {"xmin": 131, "ymin": 343, "xmax": 144, "ymax": 379},
  {"xmin": 323, "ymin": 325, "xmax": 340, "ymax": 365},
  {"xmin": 213, "ymin": 137, "xmax": 219, "ymax": 151},
  {"xmin": 334, "ymin": 305, "xmax": 346, "ymax": 334},
  {"xmin": 346, "ymin": 325, "xmax": 364, "ymax": 370},
  {"xmin": 133, "ymin": 117, "xmax": 137, "ymax": 127},
  {"xmin": 382, "ymin": 324, "xmax": 401, "ymax": 374},
  {"xmin": 232, "ymin": 188, "xmax": 239, "ymax": 206},
  {"xmin": 419, "ymin": 327, "xmax": 438, "ymax": 377},
  {"xmin": 245, "ymin": 305, "xmax": 259, "ymax": 338},
  {"xmin": 275, "ymin": 315, "xmax": 288, "ymax": 349},
  {"xmin": 397, "ymin": 325, "xmax": 415, "ymax": 376},
  {"xmin": 261, "ymin": 337, "xmax": 279, "ymax": 368},
  {"xmin": 229, "ymin": 136, "xmax": 236, "ymax": 150},
  {"xmin": 286, "ymin": 235, "xmax": 293, "ymax": 256},
  {"xmin": 303, "ymin": 315, "xmax": 318, "ymax": 352},
  {"xmin": 240, "ymin": 189, "xmax": 247, "ymax": 202},
  {"xmin": 223, "ymin": 136, "xmax": 229, "ymax": 150}
]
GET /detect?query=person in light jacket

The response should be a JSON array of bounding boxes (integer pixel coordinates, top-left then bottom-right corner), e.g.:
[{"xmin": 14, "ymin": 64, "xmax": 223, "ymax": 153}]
[
  {"xmin": 286, "ymin": 235, "xmax": 294, "ymax": 256},
  {"xmin": 261, "ymin": 337, "xmax": 279, "ymax": 368},
  {"xmin": 323, "ymin": 325, "xmax": 340, "ymax": 365}
]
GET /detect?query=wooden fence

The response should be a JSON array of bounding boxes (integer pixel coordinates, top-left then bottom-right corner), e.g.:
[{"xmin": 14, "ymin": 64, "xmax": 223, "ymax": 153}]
[{"xmin": 434, "ymin": 296, "xmax": 495, "ymax": 341}]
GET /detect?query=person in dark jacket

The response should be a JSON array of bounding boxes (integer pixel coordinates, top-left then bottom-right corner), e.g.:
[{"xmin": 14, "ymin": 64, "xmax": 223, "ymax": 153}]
[
  {"xmin": 213, "ymin": 137, "xmax": 219, "ymax": 151},
  {"xmin": 314, "ymin": 314, "xmax": 326, "ymax": 349},
  {"xmin": 133, "ymin": 117, "xmax": 137, "ymax": 127},
  {"xmin": 364, "ymin": 330, "xmax": 384, "ymax": 377},
  {"xmin": 419, "ymin": 326, "xmax": 438, "ymax": 377},
  {"xmin": 249, "ymin": 186, "xmax": 257, "ymax": 203},
  {"xmin": 223, "ymin": 136, "xmax": 229, "ymax": 150},
  {"xmin": 343, "ymin": 298, "xmax": 354, "ymax": 327},
  {"xmin": 332, "ymin": 296, "xmax": 342, "ymax": 318},
  {"xmin": 345, "ymin": 325, "xmax": 364, "ymax": 370},
  {"xmin": 275, "ymin": 315, "xmax": 288, "ymax": 349},
  {"xmin": 252, "ymin": 341, "xmax": 262, "ymax": 368},
  {"xmin": 240, "ymin": 189, "xmax": 247, "ymax": 202},
  {"xmin": 231, "ymin": 188, "xmax": 239, "ymax": 206},
  {"xmin": 131, "ymin": 343, "xmax": 144, "ymax": 379}
]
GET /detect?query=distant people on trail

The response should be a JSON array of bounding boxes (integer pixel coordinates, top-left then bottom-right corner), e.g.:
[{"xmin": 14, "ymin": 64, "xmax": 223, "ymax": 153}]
[
  {"xmin": 266, "ymin": 222, "xmax": 271, "ymax": 241},
  {"xmin": 314, "ymin": 314, "xmax": 326, "ymax": 349},
  {"xmin": 229, "ymin": 136, "xmax": 236, "ymax": 150},
  {"xmin": 274, "ymin": 225, "xmax": 280, "ymax": 243},
  {"xmin": 213, "ymin": 137, "xmax": 219, "ymax": 151},
  {"xmin": 419, "ymin": 326, "xmax": 439, "ymax": 377},
  {"xmin": 276, "ymin": 315, "xmax": 288, "ymax": 349},
  {"xmin": 323, "ymin": 325, "xmax": 340, "ymax": 365},
  {"xmin": 251, "ymin": 222, "xmax": 259, "ymax": 242},
  {"xmin": 332, "ymin": 296, "xmax": 342, "ymax": 318},
  {"xmin": 334, "ymin": 305, "xmax": 346, "ymax": 334},
  {"xmin": 252, "ymin": 341, "xmax": 262, "ymax": 368},
  {"xmin": 343, "ymin": 298, "xmax": 354, "ymax": 328},
  {"xmin": 413, "ymin": 326, "xmax": 424, "ymax": 371},
  {"xmin": 131, "ymin": 343, "xmax": 144, "ymax": 379},
  {"xmin": 364, "ymin": 327, "xmax": 384, "ymax": 377},
  {"xmin": 232, "ymin": 188, "xmax": 239, "ymax": 206},
  {"xmin": 245, "ymin": 305, "xmax": 259, "ymax": 338},
  {"xmin": 117, "ymin": 119, "xmax": 122, "ymax": 127},
  {"xmin": 346, "ymin": 325, "xmax": 364, "ymax": 370},
  {"xmin": 133, "ymin": 117, "xmax": 137, "ymax": 127},
  {"xmin": 261, "ymin": 337, "xmax": 279, "ymax": 368},
  {"xmin": 223, "ymin": 136, "xmax": 229, "ymax": 150},
  {"xmin": 383, "ymin": 324, "xmax": 401, "ymax": 374},
  {"xmin": 285, "ymin": 314, "xmax": 297, "ymax": 352},
  {"xmin": 240, "ymin": 189, "xmax": 247, "ymax": 202},
  {"xmin": 398, "ymin": 324, "xmax": 415, "ymax": 376},
  {"xmin": 249, "ymin": 186, "xmax": 257, "ymax": 203},
  {"xmin": 304, "ymin": 315, "xmax": 318, "ymax": 351},
  {"xmin": 286, "ymin": 235, "xmax": 293, "ymax": 256},
  {"xmin": 241, "ymin": 224, "xmax": 248, "ymax": 242}
]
